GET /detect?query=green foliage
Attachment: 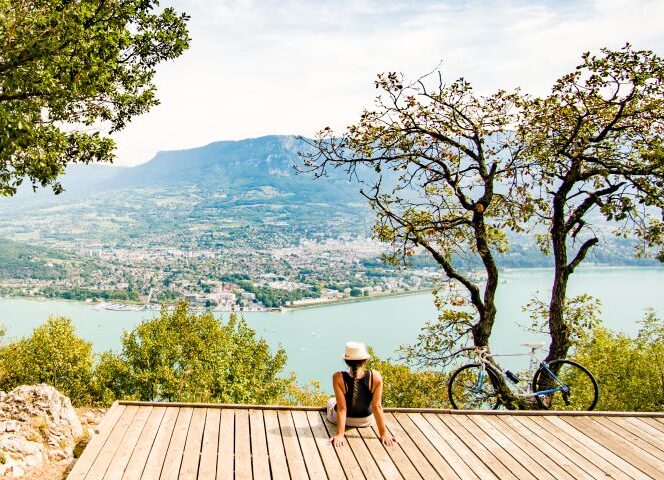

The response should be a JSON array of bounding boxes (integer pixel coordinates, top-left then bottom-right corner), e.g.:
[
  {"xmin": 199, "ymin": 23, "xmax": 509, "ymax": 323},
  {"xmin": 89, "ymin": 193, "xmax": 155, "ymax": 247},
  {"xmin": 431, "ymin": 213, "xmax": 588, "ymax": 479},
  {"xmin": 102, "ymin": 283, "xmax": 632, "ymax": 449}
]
[
  {"xmin": 277, "ymin": 378, "xmax": 329, "ymax": 407},
  {"xmin": 367, "ymin": 350, "xmax": 449, "ymax": 408},
  {"xmin": 571, "ymin": 310, "xmax": 664, "ymax": 411},
  {"xmin": 0, "ymin": 0, "xmax": 190, "ymax": 195},
  {"xmin": 522, "ymin": 293, "xmax": 603, "ymax": 344},
  {"xmin": 399, "ymin": 307, "xmax": 476, "ymax": 368},
  {"xmin": 0, "ymin": 317, "xmax": 94, "ymax": 404},
  {"xmin": 95, "ymin": 302, "xmax": 290, "ymax": 404}
]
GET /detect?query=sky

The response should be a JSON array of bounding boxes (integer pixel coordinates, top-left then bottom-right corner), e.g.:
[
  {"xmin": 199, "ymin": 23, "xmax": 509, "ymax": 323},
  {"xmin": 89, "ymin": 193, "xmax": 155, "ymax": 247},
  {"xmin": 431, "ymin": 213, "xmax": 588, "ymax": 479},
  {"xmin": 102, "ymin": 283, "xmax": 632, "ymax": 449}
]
[{"xmin": 111, "ymin": 0, "xmax": 664, "ymax": 166}]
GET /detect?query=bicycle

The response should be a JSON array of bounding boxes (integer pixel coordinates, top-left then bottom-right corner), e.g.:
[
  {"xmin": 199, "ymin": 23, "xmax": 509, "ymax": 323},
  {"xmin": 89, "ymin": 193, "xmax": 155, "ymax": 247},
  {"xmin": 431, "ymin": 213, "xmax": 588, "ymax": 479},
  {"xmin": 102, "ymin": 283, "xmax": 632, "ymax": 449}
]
[{"xmin": 447, "ymin": 342, "xmax": 599, "ymax": 411}]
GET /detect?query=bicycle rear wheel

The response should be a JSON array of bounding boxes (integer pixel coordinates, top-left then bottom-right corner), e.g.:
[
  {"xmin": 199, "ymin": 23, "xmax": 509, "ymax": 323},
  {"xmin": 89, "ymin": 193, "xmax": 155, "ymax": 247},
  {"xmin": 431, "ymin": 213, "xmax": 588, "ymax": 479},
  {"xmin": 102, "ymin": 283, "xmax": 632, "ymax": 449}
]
[
  {"xmin": 448, "ymin": 363, "xmax": 501, "ymax": 410},
  {"xmin": 532, "ymin": 360, "xmax": 599, "ymax": 411}
]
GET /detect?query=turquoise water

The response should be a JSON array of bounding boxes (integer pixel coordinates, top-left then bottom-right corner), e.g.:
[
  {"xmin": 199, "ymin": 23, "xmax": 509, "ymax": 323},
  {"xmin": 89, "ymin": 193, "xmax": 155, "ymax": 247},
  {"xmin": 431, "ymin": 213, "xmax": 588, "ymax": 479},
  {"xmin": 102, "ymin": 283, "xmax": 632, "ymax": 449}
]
[{"xmin": 0, "ymin": 267, "xmax": 662, "ymax": 384}]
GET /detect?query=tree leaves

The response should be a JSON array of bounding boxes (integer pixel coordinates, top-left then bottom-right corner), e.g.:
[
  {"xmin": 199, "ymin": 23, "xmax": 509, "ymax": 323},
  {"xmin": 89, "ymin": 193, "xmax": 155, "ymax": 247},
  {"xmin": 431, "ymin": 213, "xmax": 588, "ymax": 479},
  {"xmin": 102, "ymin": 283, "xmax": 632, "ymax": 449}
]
[{"xmin": 0, "ymin": 0, "xmax": 190, "ymax": 195}]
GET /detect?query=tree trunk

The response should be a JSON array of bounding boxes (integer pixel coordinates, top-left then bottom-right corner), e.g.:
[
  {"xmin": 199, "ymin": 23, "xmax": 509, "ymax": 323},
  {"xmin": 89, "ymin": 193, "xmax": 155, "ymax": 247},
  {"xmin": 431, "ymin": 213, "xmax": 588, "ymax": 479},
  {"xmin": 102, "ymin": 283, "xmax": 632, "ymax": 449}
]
[{"xmin": 547, "ymin": 192, "xmax": 571, "ymax": 363}]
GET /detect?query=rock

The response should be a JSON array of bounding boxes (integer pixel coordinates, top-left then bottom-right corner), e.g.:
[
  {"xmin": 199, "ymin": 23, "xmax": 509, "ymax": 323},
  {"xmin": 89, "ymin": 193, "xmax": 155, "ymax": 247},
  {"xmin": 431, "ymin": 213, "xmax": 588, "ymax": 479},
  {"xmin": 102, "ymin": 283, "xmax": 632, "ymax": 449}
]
[{"xmin": 0, "ymin": 385, "xmax": 84, "ymax": 477}]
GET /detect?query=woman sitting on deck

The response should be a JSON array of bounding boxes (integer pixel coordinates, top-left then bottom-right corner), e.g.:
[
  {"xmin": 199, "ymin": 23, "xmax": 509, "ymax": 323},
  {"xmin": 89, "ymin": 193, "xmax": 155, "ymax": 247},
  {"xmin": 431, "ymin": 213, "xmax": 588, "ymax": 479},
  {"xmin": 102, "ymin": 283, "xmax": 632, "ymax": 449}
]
[{"xmin": 326, "ymin": 341, "xmax": 397, "ymax": 447}]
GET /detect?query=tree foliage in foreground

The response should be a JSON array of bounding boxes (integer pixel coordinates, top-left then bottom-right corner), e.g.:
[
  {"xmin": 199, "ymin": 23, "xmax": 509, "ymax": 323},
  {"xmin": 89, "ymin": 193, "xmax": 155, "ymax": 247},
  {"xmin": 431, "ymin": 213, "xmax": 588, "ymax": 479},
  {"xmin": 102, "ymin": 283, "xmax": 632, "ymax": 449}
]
[
  {"xmin": 96, "ymin": 302, "xmax": 290, "ymax": 404},
  {"xmin": 0, "ymin": 0, "xmax": 190, "ymax": 195},
  {"xmin": 301, "ymin": 71, "xmax": 533, "ymax": 379},
  {"xmin": 0, "ymin": 317, "xmax": 94, "ymax": 405},
  {"xmin": 571, "ymin": 309, "xmax": 664, "ymax": 411},
  {"xmin": 302, "ymin": 46, "xmax": 664, "ymax": 402},
  {"xmin": 522, "ymin": 44, "xmax": 664, "ymax": 363},
  {"xmin": 367, "ymin": 350, "xmax": 449, "ymax": 409}
]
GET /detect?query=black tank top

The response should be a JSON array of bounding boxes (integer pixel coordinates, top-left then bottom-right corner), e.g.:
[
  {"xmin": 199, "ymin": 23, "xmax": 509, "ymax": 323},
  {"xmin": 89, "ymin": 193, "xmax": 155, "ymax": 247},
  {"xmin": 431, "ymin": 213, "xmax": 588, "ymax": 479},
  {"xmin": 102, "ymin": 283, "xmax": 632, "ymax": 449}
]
[{"xmin": 338, "ymin": 370, "xmax": 373, "ymax": 418}]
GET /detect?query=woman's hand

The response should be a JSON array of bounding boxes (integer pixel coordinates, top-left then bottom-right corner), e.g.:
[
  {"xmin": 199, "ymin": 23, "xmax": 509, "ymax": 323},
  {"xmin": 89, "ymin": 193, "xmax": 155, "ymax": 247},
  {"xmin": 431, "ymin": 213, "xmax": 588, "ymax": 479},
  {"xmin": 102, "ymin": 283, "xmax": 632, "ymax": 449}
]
[
  {"xmin": 330, "ymin": 434, "xmax": 345, "ymax": 447},
  {"xmin": 380, "ymin": 432, "xmax": 397, "ymax": 446}
]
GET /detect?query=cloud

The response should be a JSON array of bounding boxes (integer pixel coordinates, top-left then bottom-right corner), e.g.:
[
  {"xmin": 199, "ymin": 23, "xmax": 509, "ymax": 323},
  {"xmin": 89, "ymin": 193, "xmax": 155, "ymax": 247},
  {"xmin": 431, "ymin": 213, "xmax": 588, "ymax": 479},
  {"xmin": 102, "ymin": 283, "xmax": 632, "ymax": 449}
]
[{"xmin": 111, "ymin": 0, "xmax": 664, "ymax": 165}]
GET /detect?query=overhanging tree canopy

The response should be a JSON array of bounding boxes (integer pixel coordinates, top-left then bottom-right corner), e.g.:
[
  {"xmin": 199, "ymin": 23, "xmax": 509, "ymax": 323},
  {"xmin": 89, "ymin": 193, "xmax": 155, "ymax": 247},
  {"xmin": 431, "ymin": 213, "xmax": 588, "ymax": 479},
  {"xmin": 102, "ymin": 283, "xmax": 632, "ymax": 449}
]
[
  {"xmin": 521, "ymin": 44, "xmax": 664, "ymax": 362},
  {"xmin": 0, "ymin": 0, "xmax": 190, "ymax": 195}
]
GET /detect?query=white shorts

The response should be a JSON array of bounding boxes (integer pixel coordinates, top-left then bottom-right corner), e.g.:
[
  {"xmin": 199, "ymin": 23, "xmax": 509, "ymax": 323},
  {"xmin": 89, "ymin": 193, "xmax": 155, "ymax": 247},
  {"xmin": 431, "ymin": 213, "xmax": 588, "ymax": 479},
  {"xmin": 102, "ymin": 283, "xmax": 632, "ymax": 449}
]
[{"xmin": 326, "ymin": 397, "xmax": 375, "ymax": 428}]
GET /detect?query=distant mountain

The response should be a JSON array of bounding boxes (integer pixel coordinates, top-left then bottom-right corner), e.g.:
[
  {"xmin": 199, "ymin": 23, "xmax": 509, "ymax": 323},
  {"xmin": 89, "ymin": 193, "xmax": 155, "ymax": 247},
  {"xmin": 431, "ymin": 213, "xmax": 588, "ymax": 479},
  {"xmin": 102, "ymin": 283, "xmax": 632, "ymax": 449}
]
[{"xmin": 100, "ymin": 135, "xmax": 365, "ymax": 203}]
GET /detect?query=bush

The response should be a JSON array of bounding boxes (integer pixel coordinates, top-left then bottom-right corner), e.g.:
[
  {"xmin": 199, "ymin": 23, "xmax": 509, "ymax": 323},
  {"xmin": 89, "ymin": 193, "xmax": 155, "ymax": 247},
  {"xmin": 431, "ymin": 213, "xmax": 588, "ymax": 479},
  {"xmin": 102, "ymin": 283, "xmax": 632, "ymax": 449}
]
[
  {"xmin": 0, "ymin": 317, "xmax": 94, "ymax": 405},
  {"xmin": 95, "ymin": 302, "xmax": 290, "ymax": 404},
  {"xmin": 571, "ymin": 309, "xmax": 664, "ymax": 412},
  {"xmin": 367, "ymin": 350, "xmax": 449, "ymax": 408}
]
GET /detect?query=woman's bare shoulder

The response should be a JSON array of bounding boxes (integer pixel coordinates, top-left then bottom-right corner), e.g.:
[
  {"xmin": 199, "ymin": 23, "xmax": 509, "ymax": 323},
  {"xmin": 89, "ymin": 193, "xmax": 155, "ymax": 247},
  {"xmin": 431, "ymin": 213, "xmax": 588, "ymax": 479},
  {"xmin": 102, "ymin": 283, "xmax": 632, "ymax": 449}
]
[{"xmin": 371, "ymin": 370, "xmax": 383, "ymax": 383}]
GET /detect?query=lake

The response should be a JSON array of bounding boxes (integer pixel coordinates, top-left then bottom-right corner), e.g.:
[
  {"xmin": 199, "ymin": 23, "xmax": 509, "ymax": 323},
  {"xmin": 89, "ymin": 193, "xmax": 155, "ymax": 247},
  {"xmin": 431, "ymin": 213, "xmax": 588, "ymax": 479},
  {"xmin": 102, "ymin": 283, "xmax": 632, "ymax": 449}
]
[{"xmin": 0, "ymin": 266, "xmax": 662, "ymax": 384}]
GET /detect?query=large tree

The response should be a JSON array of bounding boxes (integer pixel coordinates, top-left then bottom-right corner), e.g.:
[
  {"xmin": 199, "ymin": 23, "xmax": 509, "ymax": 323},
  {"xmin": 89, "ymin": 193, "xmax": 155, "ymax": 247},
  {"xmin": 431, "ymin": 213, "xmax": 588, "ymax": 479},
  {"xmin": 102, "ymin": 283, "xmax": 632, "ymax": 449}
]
[
  {"xmin": 302, "ymin": 73, "xmax": 533, "ymax": 393},
  {"xmin": 0, "ymin": 0, "xmax": 190, "ymax": 195},
  {"xmin": 522, "ymin": 45, "xmax": 664, "ymax": 363}
]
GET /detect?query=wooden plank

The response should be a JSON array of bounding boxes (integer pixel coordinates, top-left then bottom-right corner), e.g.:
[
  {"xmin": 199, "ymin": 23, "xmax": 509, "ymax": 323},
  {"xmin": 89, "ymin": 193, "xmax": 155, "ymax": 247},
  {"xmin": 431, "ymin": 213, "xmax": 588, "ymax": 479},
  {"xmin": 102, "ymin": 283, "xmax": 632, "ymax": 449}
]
[
  {"xmin": 264, "ymin": 410, "xmax": 291, "ymax": 479},
  {"xmin": 446, "ymin": 414, "xmax": 536, "ymax": 480},
  {"xmin": 305, "ymin": 411, "xmax": 347, "ymax": 479},
  {"xmin": 392, "ymin": 412, "xmax": 467, "ymax": 480},
  {"xmin": 68, "ymin": 404, "xmax": 127, "ymax": 480},
  {"xmin": 234, "ymin": 409, "xmax": 252, "ymax": 480},
  {"xmin": 591, "ymin": 416, "xmax": 664, "ymax": 464},
  {"xmin": 140, "ymin": 407, "xmax": 179, "ymax": 480},
  {"xmin": 122, "ymin": 407, "xmax": 168, "ymax": 480},
  {"xmin": 249, "ymin": 410, "xmax": 271, "ymax": 480},
  {"xmin": 360, "ymin": 425, "xmax": 422, "ymax": 480},
  {"xmin": 494, "ymin": 416, "xmax": 588, "ymax": 480},
  {"xmin": 216, "ymin": 409, "xmax": 234, "ymax": 480},
  {"xmin": 103, "ymin": 406, "xmax": 153, "ymax": 480},
  {"xmin": 509, "ymin": 415, "xmax": 621, "ymax": 479},
  {"xmin": 197, "ymin": 409, "xmax": 220, "ymax": 480},
  {"xmin": 615, "ymin": 417, "xmax": 664, "ymax": 450},
  {"xmin": 278, "ymin": 409, "xmax": 309, "ymax": 480},
  {"xmin": 544, "ymin": 415, "xmax": 651, "ymax": 480},
  {"xmin": 384, "ymin": 413, "xmax": 442, "ymax": 480},
  {"xmin": 466, "ymin": 415, "xmax": 556, "ymax": 480},
  {"xmin": 179, "ymin": 408, "xmax": 207, "ymax": 480},
  {"xmin": 610, "ymin": 418, "xmax": 664, "ymax": 453},
  {"xmin": 358, "ymin": 426, "xmax": 413, "ymax": 480},
  {"xmin": 633, "ymin": 416, "xmax": 664, "ymax": 434},
  {"xmin": 432, "ymin": 414, "xmax": 520, "ymax": 480},
  {"xmin": 407, "ymin": 413, "xmax": 487, "ymax": 480},
  {"xmin": 562, "ymin": 416, "xmax": 664, "ymax": 479},
  {"xmin": 86, "ymin": 406, "xmax": 140, "ymax": 480},
  {"xmin": 291, "ymin": 410, "xmax": 327, "ymax": 479},
  {"xmin": 159, "ymin": 407, "xmax": 194, "ymax": 480},
  {"xmin": 344, "ymin": 425, "xmax": 386, "ymax": 479},
  {"xmin": 321, "ymin": 412, "xmax": 365, "ymax": 480}
]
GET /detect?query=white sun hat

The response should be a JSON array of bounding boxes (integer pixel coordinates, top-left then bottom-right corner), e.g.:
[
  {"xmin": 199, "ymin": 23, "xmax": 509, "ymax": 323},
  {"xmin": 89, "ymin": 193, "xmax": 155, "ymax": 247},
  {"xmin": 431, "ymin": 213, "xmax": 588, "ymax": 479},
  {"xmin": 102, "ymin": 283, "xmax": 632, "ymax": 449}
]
[{"xmin": 343, "ymin": 341, "xmax": 371, "ymax": 360}]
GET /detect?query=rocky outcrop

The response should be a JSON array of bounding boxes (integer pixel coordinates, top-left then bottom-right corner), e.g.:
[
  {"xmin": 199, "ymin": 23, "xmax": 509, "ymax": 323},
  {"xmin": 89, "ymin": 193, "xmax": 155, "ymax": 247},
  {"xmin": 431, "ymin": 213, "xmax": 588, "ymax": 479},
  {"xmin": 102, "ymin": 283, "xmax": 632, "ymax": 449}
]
[{"xmin": 0, "ymin": 385, "xmax": 83, "ymax": 477}]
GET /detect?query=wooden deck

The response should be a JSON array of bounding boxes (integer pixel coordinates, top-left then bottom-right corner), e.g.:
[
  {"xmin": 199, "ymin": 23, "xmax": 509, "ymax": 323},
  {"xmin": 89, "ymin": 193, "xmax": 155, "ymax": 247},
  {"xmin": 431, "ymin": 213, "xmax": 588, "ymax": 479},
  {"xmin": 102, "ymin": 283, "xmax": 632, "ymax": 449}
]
[{"xmin": 68, "ymin": 401, "xmax": 664, "ymax": 479}]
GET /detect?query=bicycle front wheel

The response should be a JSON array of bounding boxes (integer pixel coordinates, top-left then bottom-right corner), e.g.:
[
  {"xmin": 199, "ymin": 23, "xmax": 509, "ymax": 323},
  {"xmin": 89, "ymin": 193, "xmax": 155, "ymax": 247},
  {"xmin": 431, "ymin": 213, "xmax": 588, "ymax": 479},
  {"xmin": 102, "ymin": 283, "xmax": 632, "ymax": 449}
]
[
  {"xmin": 532, "ymin": 360, "xmax": 599, "ymax": 411},
  {"xmin": 448, "ymin": 363, "xmax": 501, "ymax": 410}
]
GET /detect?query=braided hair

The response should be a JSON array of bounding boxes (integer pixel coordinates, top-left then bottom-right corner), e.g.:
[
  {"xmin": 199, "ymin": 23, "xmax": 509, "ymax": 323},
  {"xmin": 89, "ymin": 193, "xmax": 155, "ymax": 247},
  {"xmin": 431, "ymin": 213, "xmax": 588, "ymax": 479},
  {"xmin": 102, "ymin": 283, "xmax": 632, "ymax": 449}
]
[{"xmin": 344, "ymin": 359, "xmax": 368, "ymax": 414}]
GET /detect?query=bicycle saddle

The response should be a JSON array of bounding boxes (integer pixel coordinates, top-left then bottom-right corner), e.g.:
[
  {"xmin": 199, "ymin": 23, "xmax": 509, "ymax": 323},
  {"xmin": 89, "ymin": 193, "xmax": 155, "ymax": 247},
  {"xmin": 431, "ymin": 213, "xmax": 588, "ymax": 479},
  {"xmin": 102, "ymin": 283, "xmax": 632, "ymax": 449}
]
[{"xmin": 521, "ymin": 341, "xmax": 545, "ymax": 349}]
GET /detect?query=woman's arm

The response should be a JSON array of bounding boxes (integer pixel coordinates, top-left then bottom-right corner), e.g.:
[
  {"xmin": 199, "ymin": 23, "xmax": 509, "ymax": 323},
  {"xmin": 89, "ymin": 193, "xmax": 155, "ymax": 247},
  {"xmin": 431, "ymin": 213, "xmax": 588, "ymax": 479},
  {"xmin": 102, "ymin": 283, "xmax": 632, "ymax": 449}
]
[
  {"xmin": 371, "ymin": 370, "xmax": 397, "ymax": 446},
  {"xmin": 331, "ymin": 372, "xmax": 347, "ymax": 447}
]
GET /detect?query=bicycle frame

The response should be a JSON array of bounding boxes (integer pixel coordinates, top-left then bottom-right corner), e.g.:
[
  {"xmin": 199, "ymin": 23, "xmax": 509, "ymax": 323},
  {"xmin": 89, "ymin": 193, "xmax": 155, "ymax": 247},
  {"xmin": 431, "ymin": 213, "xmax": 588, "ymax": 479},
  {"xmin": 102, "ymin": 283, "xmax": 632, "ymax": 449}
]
[{"xmin": 472, "ymin": 347, "xmax": 569, "ymax": 398}]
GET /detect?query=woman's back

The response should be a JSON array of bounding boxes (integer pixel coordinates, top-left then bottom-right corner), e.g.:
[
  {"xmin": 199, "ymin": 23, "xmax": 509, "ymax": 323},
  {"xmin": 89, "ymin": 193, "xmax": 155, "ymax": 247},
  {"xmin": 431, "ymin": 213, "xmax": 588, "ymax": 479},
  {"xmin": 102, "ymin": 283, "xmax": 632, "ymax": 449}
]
[{"xmin": 340, "ymin": 370, "xmax": 373, "ymax": 418}]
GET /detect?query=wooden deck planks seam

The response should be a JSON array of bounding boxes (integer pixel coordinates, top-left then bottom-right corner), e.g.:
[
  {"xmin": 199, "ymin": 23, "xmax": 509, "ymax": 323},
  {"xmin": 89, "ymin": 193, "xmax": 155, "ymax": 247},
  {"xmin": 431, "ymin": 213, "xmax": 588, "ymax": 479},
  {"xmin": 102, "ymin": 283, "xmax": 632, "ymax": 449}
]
[
  {"xmin": 465, "ymin": 414, "xmax": 557, "ymax": 480},
  {"xmin": 121, "ymin": 407, "xmax": 168, "ymax": 480},
  {"xmin": 542, "ymin": 415, "xmax": 649, "ymax": 480},
  {"xmin": 382, "ymin": 413, "xmax": 443, "ymax": 480},
  {"xmin": 495, "ymin": 415, "xmax": 592, "ymax": 480},
  {"xmin": 320, "ymin": 412, "xmax": 366, "ymax": 480},
  {"xmin": 393, "ymin": 412, "xmax": 474, "ymax": 480},
  {"xmin": 86, "ymin": 405, "xmax": 141, "ymax": 480},
  {"xmin": 304, "ymin": 410, "xmax": 347, "ymax": 480},
  {"xmin": 67, "ymin": 404, "xmax": 127, "ymax": 480},
  {"xmin": 560, "ymin": 416, "xmax": 664, "ymax": 479},
  {"xmin": 513, "ymin": 414, "xmax": 625, "ymax": 479}
]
